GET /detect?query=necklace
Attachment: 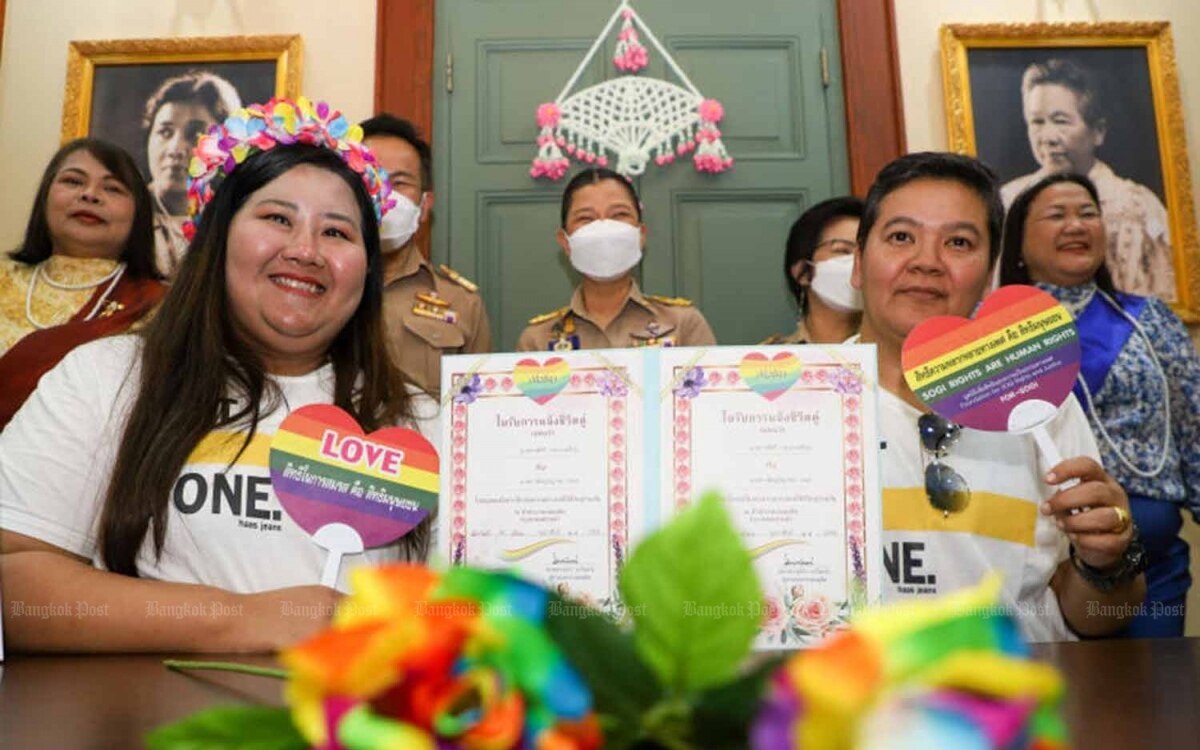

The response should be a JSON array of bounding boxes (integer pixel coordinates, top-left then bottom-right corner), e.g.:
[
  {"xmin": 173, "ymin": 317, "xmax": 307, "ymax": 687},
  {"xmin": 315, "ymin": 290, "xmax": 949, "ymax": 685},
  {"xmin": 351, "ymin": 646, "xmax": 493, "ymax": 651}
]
[
  {"xmin": 24, "ymin": 260, "xmax": 127, "ymax": 330},
  {"xmin": 1074, "ymin": 290, "xmax": 1171, "ymax": 478}
]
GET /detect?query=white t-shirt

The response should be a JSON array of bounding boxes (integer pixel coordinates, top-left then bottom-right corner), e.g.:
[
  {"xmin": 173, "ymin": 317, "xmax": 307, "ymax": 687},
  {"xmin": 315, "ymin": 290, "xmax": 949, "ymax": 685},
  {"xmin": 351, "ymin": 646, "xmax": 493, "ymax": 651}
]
[
  {"xmin": 0, "ymin": 336, "xmax": 440, "ymax": 593},
  {"xmin": 878, "ymin": 389, "xmax": 1102, "ymax": 642}
]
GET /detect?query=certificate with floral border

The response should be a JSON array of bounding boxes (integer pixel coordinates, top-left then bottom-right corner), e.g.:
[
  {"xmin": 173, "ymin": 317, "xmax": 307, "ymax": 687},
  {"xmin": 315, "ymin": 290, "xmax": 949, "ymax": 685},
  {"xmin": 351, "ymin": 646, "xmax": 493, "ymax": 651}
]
[
  {"xmin": 659, "ymin": 345, "xmax": 882, "ymax": 649},
  {"xmin": 438, "ymin": 351, "xmax": 644, "ymax": 612}
]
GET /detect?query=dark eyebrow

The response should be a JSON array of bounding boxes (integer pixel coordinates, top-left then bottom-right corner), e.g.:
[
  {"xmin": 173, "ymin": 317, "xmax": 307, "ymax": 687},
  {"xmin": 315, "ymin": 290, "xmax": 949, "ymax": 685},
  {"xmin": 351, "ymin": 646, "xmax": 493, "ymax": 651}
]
[
  {"xmin": 256, "ymin": 198, "xmax": 360, "ymax": 228},
  {"xmin": 57, "ymin": 167, "xmax": 88, "ymax": 178},
  {"xmin": 880, "ymin": 217, "xmax": 916, "ymax": 231},
  {"xmin": 881, "ymin": 216, "xmax": 981, "ymax": 238},
  {"xmin": 944, "ymin": 222, "xmax": 982, "ymax": 238}
]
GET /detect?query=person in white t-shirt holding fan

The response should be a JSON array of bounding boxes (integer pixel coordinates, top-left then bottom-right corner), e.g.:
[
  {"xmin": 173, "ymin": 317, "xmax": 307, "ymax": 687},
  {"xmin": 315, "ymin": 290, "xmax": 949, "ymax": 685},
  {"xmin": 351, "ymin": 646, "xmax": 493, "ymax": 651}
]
[
  {"xmin": 0, "ymin": 98, "xmax": 438, "ymax": 653},
  {"xmin": 849, "ymin": 151, "xmax": 1145, "ymax": 641}
]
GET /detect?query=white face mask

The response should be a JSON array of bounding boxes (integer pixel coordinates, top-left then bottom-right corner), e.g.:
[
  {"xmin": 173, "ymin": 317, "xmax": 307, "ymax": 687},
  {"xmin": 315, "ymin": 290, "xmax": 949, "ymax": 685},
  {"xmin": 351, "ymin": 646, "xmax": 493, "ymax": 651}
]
[
  {"xmin": 566, "ymin": 219, "xmax": 643, "ymax": 281},
  {"xmin": 808, "ymin": 254, "xmax": 862, "ymax": 312},
  {"xmin": 379, "ymin": 193, "xmax": 424, "ymax": 253}
]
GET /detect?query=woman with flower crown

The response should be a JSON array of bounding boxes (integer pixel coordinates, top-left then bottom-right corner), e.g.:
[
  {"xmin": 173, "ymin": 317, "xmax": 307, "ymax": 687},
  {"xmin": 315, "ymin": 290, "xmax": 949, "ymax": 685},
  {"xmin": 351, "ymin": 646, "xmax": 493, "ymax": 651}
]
[
  {"xmin": 0, "ymin": 138, "xmax": 166, "ymax": 429},
  {"xmin": 0, "ymin": 98, "xmax": 438, "ymax": 653}
]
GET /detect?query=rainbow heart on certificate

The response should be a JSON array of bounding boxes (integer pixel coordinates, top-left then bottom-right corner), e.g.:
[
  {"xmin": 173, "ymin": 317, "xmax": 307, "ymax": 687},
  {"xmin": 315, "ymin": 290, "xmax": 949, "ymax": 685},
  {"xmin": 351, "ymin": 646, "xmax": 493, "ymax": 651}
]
[
  {"xmin": 901, "ymin": 285, "xmax": 1080, "ymax": 432},
  {"xmin": 269, "ymin": 404, "xmax": 439, "ymax": 547},
  {"xmin": 739, "ymin": 351, "xmax": 801, "ymax": 401},
  {"xmin": 513, "ymin": 357, "xmax": 570, "ymax": 405}
]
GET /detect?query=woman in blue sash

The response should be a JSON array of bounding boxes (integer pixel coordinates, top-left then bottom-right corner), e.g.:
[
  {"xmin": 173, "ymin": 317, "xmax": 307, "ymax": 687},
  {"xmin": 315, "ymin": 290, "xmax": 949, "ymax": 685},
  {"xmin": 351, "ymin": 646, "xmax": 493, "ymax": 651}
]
[{"xmin": 1000, "ymin": 172, "xmax": 1200, "ymax": 637}]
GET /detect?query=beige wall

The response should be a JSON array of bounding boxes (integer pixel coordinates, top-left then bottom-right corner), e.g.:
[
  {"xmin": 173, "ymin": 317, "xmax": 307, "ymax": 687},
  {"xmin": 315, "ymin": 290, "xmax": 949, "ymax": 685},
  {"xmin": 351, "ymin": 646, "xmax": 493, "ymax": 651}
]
[
  {"xmin": 0, "ymin": 0, "xmax": 377, "ymax": 249},
  {"xmin": 895, "ymin": 0, "xmax": 1200, "ymax": 635}
]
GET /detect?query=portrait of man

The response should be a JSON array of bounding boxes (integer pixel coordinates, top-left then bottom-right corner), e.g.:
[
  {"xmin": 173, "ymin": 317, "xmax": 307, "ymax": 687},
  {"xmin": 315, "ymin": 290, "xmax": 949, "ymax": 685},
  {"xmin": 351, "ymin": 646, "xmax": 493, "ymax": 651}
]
[
  {"xmin": 965, "ymin": 47, "xmax": 1176, "ymax": 301},
  {"xmin": 86, "ymin": 61, "xmax": 276, "ymax": 276}
]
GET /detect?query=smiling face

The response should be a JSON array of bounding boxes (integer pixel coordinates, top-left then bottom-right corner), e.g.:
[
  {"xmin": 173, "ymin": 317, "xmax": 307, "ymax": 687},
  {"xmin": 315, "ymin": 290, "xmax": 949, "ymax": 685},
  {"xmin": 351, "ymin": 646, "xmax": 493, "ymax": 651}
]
[
  {"xmin": 853, "ymin": 178, "xmax": 992, "ymax": 349},
  {"xmin": 45, "ymin": 149, "xmax": 136, "ymax": 260},
  {"xmin": 1022, "ymin": 83, "xmax": 1105, "ymax": 176},
  {"xmin": 556, "ymin": 179, "xmax": 646, "ymax": 253},
  {"xmin": 147, "ymin": 101, "xmax": 219, "ymax": 208},
  {"xmin": 224, "ymin": 164, "xmax": 369, "ymax": 375},
  {"xmin": 1020, "ymin": 181, "xmax": 1106, "ymax": 287}
]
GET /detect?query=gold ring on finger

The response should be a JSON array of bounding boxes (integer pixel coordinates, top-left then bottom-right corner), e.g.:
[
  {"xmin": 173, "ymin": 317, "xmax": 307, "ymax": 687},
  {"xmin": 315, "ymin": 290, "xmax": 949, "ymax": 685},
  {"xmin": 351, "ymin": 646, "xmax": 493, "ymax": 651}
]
[{"xmin": 1111, "ymin": 506, "xmax": 1131, "ymax": 535}]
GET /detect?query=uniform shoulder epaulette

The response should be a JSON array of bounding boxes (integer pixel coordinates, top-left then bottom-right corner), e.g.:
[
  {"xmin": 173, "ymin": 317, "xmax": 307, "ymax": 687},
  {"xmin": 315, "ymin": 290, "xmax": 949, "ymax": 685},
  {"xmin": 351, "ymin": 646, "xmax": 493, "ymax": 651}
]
[
  {"xmin": 759, "ymin": 333, "xmax": 783, "ymax": 345},
  {"xmin": 647, "ymin": 294, "xmax": 694, "ymax": 307},
  {"xmin": 528, "ymin": 306, "xmax": 570, "ymax": 325},
  {"xmin": 436, "ymin": 264, "xmax": 479, "ymax": 293}
]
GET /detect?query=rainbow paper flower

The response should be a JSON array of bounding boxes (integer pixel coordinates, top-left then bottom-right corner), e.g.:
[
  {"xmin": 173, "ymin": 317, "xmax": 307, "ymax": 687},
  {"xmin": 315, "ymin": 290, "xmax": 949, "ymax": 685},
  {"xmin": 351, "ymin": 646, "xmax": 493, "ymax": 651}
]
[
  {"xmin": 751, "ymin": 576, "xmax": 1069, "ymax": 750},
  {"xmin": 282, "ymin": 564, "xmax": 602, "ymax": 750},
  {"xmin": 184, "ymin": 96, "xmax": 396, "ymax": 241}
]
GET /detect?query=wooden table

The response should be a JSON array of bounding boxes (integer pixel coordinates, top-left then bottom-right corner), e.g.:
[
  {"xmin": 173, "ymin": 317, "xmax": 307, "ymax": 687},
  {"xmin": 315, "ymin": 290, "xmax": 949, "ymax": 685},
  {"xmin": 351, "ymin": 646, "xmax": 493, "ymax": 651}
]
[
  {"xmin": 1, "ymin": 639, "xmax": 1198, "ymax": 748},
  {"xmin": 1031, "ymin": 638, "xmax": 1200, "ymax": 748}
]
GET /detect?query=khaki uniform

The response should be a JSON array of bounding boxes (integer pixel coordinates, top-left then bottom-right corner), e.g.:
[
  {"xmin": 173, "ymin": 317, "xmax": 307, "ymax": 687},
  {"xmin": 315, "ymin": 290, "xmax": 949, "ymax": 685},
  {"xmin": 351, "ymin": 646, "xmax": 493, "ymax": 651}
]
[
  {"xmin": 516, "ymin": 280, "xmax": 716, "ymax": 351},
  {"xmin": 382, "ymin": 247, "xmax": 492, "ymax": 395},
  {"xmin": 759, "ymin": 320, "xmax": 810, "ymax": 345}
]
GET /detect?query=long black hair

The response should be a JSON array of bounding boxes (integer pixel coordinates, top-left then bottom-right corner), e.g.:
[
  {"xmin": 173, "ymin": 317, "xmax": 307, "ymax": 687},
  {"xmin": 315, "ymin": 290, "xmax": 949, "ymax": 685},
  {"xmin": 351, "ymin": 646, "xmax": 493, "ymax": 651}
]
[
  {"xmin": 98, "ymin": 143, "xmax": 422, "ymax": 575},
  {"xmin": 998, "ymin": 171, "xmax": 1116, "ymax": 294},
  {"xmin": 10, "ymin": 138, "xmax": 159, "ymax": 280}
]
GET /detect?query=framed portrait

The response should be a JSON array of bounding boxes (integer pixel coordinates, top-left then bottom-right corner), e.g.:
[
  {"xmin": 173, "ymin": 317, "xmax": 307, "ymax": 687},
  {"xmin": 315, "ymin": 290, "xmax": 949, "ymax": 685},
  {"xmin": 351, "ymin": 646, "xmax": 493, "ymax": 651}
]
[
  {"xmin": 941, "ymin": 22, "xmax": 1200, "ymax": 320},
  {"xmin": 61, "ymin": 34, "xmax": 302, "ymax": 177},
  {"xmin": 59, "ymin": 34, "xmax": 302, "ymax": 275}
]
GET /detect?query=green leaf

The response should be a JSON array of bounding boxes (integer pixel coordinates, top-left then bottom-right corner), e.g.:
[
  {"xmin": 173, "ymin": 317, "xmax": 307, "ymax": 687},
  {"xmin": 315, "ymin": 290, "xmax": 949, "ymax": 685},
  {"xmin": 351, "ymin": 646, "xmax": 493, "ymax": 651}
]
[
  {"xmin": 146, "ymin": 706, "xmax": 307, "ymax": 750},
  {"xmin": 690, "ymin": 656, "xmax": 785, "ymax": 750},
  {"xmin": 619, "ymin": 492, "xmax": 763, "ymax": 693},
  {"xmin": 543, "ymin": 592, "xmax": 663, "ymax": 728}
]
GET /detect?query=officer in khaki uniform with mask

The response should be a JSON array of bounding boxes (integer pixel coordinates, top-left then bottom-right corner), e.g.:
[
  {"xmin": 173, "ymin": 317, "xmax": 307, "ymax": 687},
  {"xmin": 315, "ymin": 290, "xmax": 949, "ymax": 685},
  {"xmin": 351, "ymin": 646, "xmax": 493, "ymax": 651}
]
[
  {"xmin": 362, "ymin": 115, "xmax": 491, "ymax": 394},
  {"xmin": 760, "ymin": 196, "xmax": 864, "ymax": 345},
  {"xmin": 517, "ymin": 167, "xmax": 716, "ymax": 352}
]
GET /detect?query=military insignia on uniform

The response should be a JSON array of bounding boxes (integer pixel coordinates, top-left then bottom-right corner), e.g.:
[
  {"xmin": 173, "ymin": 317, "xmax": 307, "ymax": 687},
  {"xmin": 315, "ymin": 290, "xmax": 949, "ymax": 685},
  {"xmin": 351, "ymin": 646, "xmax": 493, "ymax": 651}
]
[
  {"xmin": 416, "ymin": 291, "xmax": 449, "ymax": 307},
  {"xmin": 528, "ymin": 306, "xmax": 570, "ymax": 325},
  {"xmin": 548, "ymin": 312, "xmax": 579, "ymax": 350},
  {"xmin": 413, "ymin": 302, "xmax": 459, "ymax": 324},
  {"xmin": 632, "ymin": 335, "xmax": 676, "ymax": 348},
  {"xmin": 647, "ymin": 294, "xmax": 694, "ymax": 307},
  {"xmin": 437, "ymin": 264, "xmax": 479, "ymax": 293}
]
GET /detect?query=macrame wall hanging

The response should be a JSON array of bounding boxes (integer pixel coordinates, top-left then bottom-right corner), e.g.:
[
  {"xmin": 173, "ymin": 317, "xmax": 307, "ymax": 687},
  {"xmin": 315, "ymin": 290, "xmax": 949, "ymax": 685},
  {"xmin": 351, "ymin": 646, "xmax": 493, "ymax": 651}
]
[{"xmin": 530, "ymin": 0, "xmax": 733, "ymax": 180}]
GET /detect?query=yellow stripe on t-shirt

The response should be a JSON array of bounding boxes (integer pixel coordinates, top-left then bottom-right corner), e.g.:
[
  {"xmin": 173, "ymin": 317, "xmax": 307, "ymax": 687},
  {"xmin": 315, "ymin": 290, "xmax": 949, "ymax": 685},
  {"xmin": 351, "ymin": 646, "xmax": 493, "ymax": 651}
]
[
  {"xmin": 883, "ymin": 488, "xmax": 1037, "ymax": 547},
  {"xmin": 186, "ymin": 431, "xmax": 273, "ymax": 467}
]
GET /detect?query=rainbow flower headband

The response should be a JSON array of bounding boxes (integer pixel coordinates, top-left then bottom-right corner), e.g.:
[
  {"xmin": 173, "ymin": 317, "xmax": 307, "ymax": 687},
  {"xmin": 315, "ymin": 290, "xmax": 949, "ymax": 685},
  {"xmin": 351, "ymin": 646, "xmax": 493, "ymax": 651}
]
[{"xmin": 184, "ymin": 97, "xmax": 395, "ymax": 241}]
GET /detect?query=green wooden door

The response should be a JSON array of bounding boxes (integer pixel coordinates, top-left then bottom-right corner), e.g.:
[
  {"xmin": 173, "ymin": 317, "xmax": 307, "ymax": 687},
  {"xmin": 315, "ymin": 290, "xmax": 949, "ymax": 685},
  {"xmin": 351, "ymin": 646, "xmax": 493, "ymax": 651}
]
[{"xmin": 432, "ymin": 0, "xmax": 849, "ymax": 350}]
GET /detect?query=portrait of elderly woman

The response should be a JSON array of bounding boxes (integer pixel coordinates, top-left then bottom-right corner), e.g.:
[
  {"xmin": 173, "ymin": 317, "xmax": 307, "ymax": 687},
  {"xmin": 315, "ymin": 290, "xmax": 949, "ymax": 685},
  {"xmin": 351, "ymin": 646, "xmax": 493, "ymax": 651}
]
[
  {"xmin": 999, "ymin": 59, "xmax": 1174, "ymax": 301},
  {"xmin": 957, "ymin": 41, "xmax": 1180, "ymax": 303}
]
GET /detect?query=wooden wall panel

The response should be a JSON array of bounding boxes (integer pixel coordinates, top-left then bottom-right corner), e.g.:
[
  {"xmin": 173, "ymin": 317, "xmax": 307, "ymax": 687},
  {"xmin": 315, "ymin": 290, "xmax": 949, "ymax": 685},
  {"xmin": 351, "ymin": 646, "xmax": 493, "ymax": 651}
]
[
  {"xmin": 836, "ymin": 0, "xmax": 906, "ymax": 194},
  {"xmin": 375, "ymin": 0, "xmax": 435, "ymax": 137}
]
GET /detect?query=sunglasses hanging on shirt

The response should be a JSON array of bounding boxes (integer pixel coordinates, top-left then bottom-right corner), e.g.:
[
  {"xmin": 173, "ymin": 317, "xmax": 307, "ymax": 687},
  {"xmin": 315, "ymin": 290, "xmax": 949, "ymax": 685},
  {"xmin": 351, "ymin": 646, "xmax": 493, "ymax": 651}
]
[{"xmin": 918, "ymin": 413, "xmax": 970, "ymax": 516}]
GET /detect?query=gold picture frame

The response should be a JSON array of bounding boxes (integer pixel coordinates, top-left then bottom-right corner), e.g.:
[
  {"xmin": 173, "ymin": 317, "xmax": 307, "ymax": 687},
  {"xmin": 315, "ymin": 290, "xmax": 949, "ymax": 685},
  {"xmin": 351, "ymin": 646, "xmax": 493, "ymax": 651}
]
[
  {"xmin": 61, "ymin": 33, "xmax": 302, "ymax": 155},
  {"xmin": 941, "ymin": 22, "xmax": 1199, "ymax": 320}
]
